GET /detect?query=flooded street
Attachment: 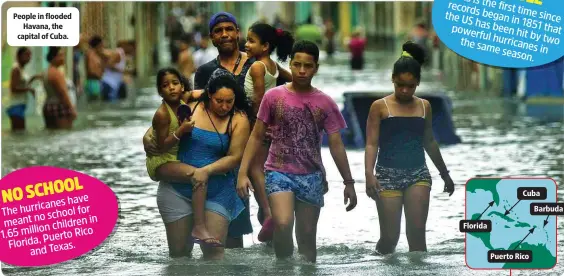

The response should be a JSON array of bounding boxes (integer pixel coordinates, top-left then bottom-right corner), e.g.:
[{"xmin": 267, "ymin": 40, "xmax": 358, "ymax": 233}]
[{"xmin": 2, "ymin": 52, "xmax": 563, "ymax": 276}]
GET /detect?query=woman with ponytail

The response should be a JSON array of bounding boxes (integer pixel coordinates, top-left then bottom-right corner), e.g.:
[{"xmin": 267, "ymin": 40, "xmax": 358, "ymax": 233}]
[{"xmin": 364, "ymin": 41, "xmax": 455, "ymax": 254}]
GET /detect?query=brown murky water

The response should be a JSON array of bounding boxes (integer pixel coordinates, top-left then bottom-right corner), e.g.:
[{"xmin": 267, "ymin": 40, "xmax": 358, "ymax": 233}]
[{"xmin": 2, "ymin": 52, "xmax": 562, "ymax": 276}]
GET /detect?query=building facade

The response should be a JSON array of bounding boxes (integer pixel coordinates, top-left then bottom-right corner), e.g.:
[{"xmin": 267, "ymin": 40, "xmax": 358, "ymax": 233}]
[{"xmin": 2, "ymin": 1, "xmax": 497, "ymax": 91}]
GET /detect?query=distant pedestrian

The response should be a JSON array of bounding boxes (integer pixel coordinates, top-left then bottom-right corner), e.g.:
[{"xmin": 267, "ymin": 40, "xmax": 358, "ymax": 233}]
[
  {"xmin": 348, "ymin": 28, "xmax": 366, "ymax": 71},
  {"xmin": 6, "ymin": 47, "xmax": 40, "ymax": 131}
]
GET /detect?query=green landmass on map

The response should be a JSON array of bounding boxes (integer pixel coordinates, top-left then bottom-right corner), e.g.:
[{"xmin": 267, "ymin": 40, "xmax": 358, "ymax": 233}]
[
  {"xmin": 466, "ymin": 178, "xmax": 556, "ymax": 269},
  {"xmin": 468, "ymin": 213, "xmax": 498, "ymax": 250},
  {"xmin": 466, "ymin": 178, "xmax": 501, "ymax": 206},
  {"xmin": 514, "ymin": 222, "xmax": 530, "ymax": 228},
  {"xmin": 503, "ymin": 242, "xmax": 556, "ymax": 269},
  {"xmin": 487, "ymin": 211, "xmax": 514, "ymax": 222},
  {"xmin": 469, "ymin": 212, "xmax": 555, "ymax": 268}
]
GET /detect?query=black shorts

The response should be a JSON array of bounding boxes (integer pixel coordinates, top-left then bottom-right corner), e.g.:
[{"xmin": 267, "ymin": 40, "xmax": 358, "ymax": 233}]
[{"xmin": 351, "ymin": 56, "xmax": 364, "ymax": 70}]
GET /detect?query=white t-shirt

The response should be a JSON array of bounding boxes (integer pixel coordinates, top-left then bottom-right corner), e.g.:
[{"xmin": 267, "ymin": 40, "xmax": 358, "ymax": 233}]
[
  {"xmin": 193, "ymin": 47, "xmax": 218, "ymax": 69},
  {"xmin": 102, "ymin": 48, "xmax": 126, "ymax": 90},
  {"xmin": 244, "ymin": 61, "xmax": 279, "ymax": 100},
  {"xmin": 8, "ymin": 63, "xmax": 29, "ymax": 106}
]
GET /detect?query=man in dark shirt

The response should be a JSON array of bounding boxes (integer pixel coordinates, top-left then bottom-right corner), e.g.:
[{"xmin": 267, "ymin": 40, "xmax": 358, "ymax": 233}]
[
  {"xmin": 194, "ymin": 12, "xmax": 290, "ymax": 90},
  {"xmin": 193, "ymin": 12, "xmax": 252, "ymax": 90},
  {"xmin": 194, "ymin": 12, "xmax": 291, "ymax": 249}
]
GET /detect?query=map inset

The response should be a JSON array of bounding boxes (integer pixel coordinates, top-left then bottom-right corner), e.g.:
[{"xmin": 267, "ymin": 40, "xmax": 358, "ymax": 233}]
[{"xmin": 463, "ymin": 178, "xmax": 558, "ymax": 269}]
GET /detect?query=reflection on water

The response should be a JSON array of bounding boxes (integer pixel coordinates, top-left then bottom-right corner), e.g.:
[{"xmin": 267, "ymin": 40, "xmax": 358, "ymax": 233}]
[{"xmin": 1, "ymin": 54, "xmax": 563, "ymax": 276}]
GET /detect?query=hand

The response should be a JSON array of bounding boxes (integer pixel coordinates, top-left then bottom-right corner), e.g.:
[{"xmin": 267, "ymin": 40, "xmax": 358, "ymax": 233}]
[
  {"xmin": 143, "ymin": 131, "xmax": 160, "ymax": 157},
  {"xmin": 191, "ymin": 168, "xmax": 210, "ymax": 189},
  {"xmin": 443, "ymin": 174, "xmax": 455, "ymax": 196},
  {"xmin": 321, "ymin": 168, "xmax": 328, "ymax": 194},
  {"xmin": 190, "ymin": 89, "xmax": 204, "ymax": 100},
  {"xmin": 178, "ymin": 118, "xmax": 195, "ymax": 135},
  {"xmin": 236, "ymin": 174, "xmax": 254, "ymax": 199},
  {"xmin": 366, "ymin": 174, "xmax": 383, "ymax": 200},
  {"xmin": 28, "ymin": 73, "xmax": 43, "ymax": 84},
  {"xmin": 343, "ymin": 185, "xmax": 357, "ymax": 211},
  {"xmin": 322, "ymin": 177, "xmax": 329, "ymax": 195}
]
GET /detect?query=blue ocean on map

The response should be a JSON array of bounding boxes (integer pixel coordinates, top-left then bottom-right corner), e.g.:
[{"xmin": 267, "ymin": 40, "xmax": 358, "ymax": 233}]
[{"xmin": 466, "ymin": 179, "xmax": 556, "ymax": 269}]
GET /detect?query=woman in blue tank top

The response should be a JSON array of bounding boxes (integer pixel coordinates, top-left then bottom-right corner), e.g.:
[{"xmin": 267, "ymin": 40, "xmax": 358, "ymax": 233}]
[
  {"xmin": 364, "ymin": 41, "xmax": 455, "ymax": 255},
  {"xmin": 144, "ymin": 69, "xmax": 253, "ymax": 260}
]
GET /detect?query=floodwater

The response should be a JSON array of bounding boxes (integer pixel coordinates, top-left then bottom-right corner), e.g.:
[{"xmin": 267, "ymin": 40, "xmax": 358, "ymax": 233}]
[{"xmin": 1, "ymin": 51, "xmax": 563, "ymax": 276}]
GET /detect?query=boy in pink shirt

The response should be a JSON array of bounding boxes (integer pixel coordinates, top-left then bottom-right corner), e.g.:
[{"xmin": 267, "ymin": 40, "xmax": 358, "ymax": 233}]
[{"xmin": 237, "ymin": 40, "xmax": 358, "ymax": 263}]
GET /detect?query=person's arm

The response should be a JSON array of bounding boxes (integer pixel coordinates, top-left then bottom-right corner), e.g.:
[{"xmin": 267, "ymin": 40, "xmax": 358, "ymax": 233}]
[
  {"xmin": 203, "ymin": 113, "xmax": 251, "ymax": 175},
  {"xmin": 185, "ymin": 50, "xmax": 196, "ymax": 77},
  {"xmin": 28, "ymin": 73, "xmax": 43, "ymax": 85},
  {"xmin": 364, "ymin": 101, "xmax": 381, "ymax": 178},
  {"xmin": 323, "ymin": 98, "xmax": 357, "ymax": 210},
  {"xmin": 364, "ymin": 100, "xmax": 383, "ymax": 199},
  {"xmin": 328, "ymin": 131, "xmax": 357, "ymax": 211},
  {"xmin": 86, "ymin": 52, "xmax": 103, "ymax": 79},
  {"xmin": 178, "ymin": 52, "xmax": 189, "ymax": 75},
  {"xmin": 152, "ymin": 106, "xmax": 181, "ymax": 153},
  {"xmin": 249, "ymin": 62, "xmax": 266, "ymax": 115},
  {"xmin": 240, "ymin": 91, "xmax": 272, "ymax": 176},
  {"xmin": 144, "ymin": 101, "xmax": 196, "ymax": 154},
  {"xmin": 422, "ymin": 100, "xmax": 449, "ymax": 175},
  {"xmin": 144, "ymin": 116, "xmax": 198, "ymax": 183},
  {"xmin": 327, "ymin": 132, "xmax": 353, "ymax": 182},
  {"xmin": 239, "ymin": 118, "xmax": 267, "ymax": 176},
  {"xmin": 143, "ymin": 126, "xmax": 154, "ymax": 148},
  {"xmin": 182, "ymin": 89, "xmax": 204, "ymax": 103},
  {"xmin": 193, "ymin": 66, "xmax": 206, "ymax": 90},
  {"xmin": 323, "ymin": 99, "xmax": 353, "ymax": 182},
  {"xmin": 191, "ymin": 90, "xmax": 203, "ymax": 99},
  {"xmin": 49, "ymin": 70, "xmax": 74, "ymax": 109},
  {"xmin": 276, "ymin": 63, "xmax": 292, "ymax": 83},
  {"xmin": 10, "ymin": 68, "xmax": 31, "ymax": 94},
  {"xmin": 105, "ymin": 50, "xmax": 122, "ymax": 69}
]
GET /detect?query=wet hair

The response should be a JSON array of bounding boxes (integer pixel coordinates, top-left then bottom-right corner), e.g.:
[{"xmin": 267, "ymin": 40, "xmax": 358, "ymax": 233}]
[
  {"xmin": 248, "ymin": 22, "xmax": 294, "ymax": 62},
  {"xmin": 392, "ymin": 41, "xmax": 426, "ymax": 81},
  {"xmin": 155, "ymin": 67, "xmax": 184, "ymax": 93},
  {"xmin": 17, "ymin": 47, "xmax": 29, "ymax": 58},
  {"xmin": 46, "ymin": 47, "xmax": 61, "ymax": 62},
  {"xmin": 89, "ymin": 35, "xmax": 103, "ymax": 48},
  {"xmin": 201, "ymin": 73, "xmax": 252, "ymax": 154},
  {"xmin": 201, "ymin": 73, "xmax": 253, "ymax": 119},
  {"xmin": 290, "ymin": 40, "xmax": 319, "ymax": 63}
]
